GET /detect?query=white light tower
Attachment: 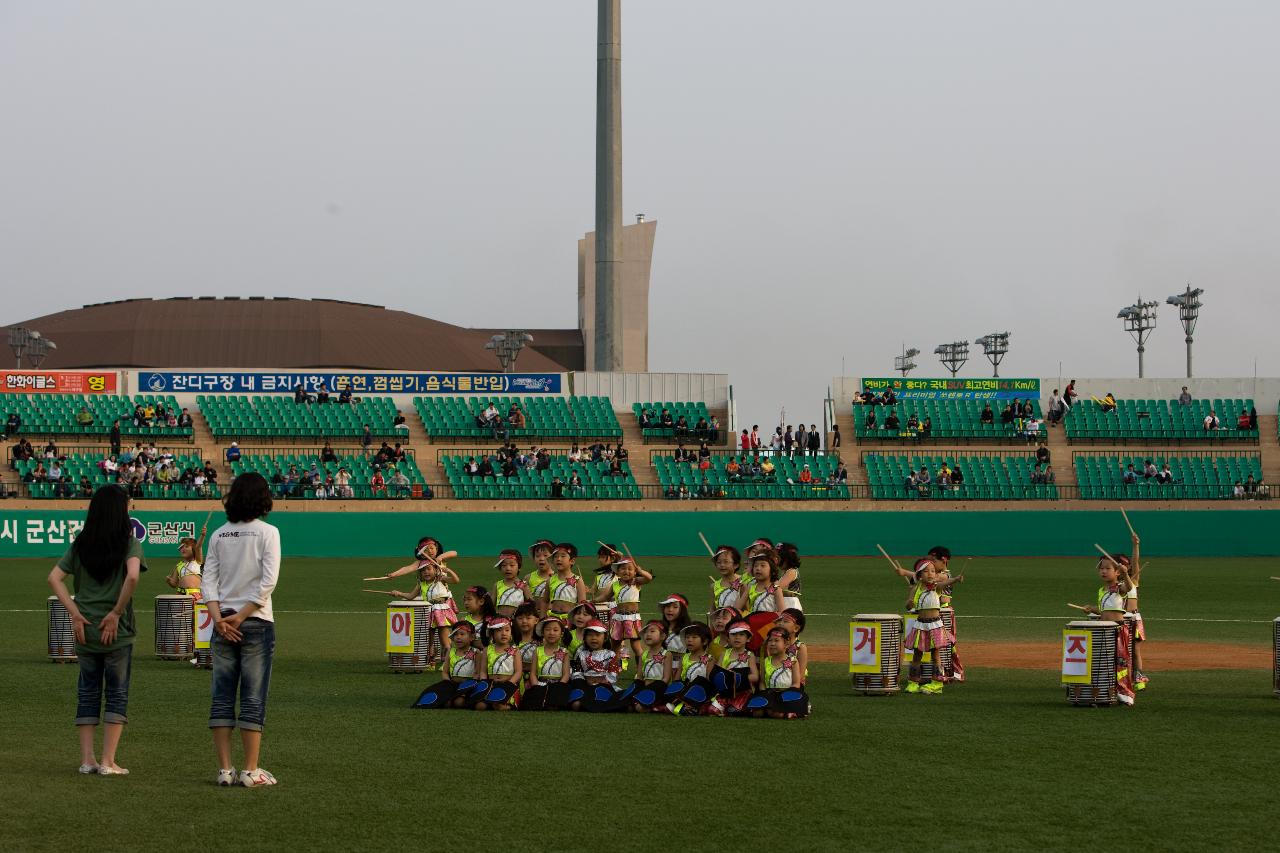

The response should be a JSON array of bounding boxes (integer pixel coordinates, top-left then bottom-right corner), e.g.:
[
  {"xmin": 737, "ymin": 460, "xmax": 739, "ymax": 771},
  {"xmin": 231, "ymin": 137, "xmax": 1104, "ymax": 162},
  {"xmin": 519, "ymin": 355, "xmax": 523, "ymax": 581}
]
[
  {"xmin": 484, "ymin": 331, "xmax": 534, "ymax": 373},
  {"xmin": 1166, "ymin": 285, "xmax": 1204, "ymax": 379},
  {"xmin": 934, "ymin": 341, "xmax": 969, "ymax": 377},
  {"xmin": 1117, "ymin": 298, "xmax": 1160, "ymax": 378},
  {"xmin": 974, "ymin": 332, "xmax": 1011, "ymax": 378},
  {"xmin": 894, "ymin": 347, "xmax": 920, "ymax": 377}
]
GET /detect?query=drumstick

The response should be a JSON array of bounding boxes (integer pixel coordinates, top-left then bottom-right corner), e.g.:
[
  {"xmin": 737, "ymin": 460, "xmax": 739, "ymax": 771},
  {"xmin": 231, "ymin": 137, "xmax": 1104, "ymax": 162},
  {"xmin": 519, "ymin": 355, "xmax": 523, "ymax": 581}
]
[
  {"xmin": 876, "ymin": 543, "xmax": 905, "ymax": 574},
  {"xmin": 362, "ymin": 576, "xmax": 392, "ymax": 582},
  {"xmin": 1094, "ymin": 543, "xmax": 1121, "ymax": 565},
  {"xmin": 201, "ymin": 510, "xmax": 213, "ymax": 530},
  {"xmin": 1120, "ymin": 507, "xmax": 1137, "ymax": 538},
  {"xmin": 697, "ymin": 532, "xmax": 715, "ymax": 557},
  {"xmin": 362, "ymin": 589, "xmax": 397, "ymax": 596},
  {"xmin": 1270, "ymin": 577, "xmax": 1280, "ymax": 581},
  {"xmin": 1067, "ymin": 603, "xmax": 1090, "ymax": 612},
  {"xmin": 596, "ymin": 540, "xmax": 621, "ymax": 555}
]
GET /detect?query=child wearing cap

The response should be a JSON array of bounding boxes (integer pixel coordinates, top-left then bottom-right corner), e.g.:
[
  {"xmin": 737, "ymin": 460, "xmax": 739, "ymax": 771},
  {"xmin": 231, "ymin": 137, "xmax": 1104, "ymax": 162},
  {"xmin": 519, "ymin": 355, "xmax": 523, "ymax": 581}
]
[
  {"xmin": 475, "ymin": 617, "xmax": 521, "ymax": 711},
  {"xmin": 525, "ymin": 540, "xmax": 556, "ymax": 618},
  {"xmin": 709, "ymin": 545, "xmax": 743, "ymax": 613},
  {"xmin": 544, "ymin": 544, "xmax": 586, "ymax": 620},
  {"xmin": 756, "ymin": 627, "xmax": 806, "ymax": 718},
  {"xmin": 718, "ymin": 619, "xmax": 759, "ymax": 713},
  {"xmin": 738, "ymin": 553, "xmax": 786, "ymax": 615},
  {"xmin": 775, "ymin": 542, "xmax": 803, "ymax": 612},
  {"xmin": 659, "ymin": 594, "xmax": 692, "ymax": 654},
  {"xmin": 666, "ymin": 622, "xmax": 718, "ymax": 715},
  {"xmin": 569, "ymin": 619, "xmax": 619, "ymax": 711},
  {"xmin": 565, "ymin": 602, "xmax": 598, "ymax": 657},
  {"xmin": 375, "ymin": 536, "xmax": 459, "ymax": 581},
  {"xmin": 629, "ymin": 620, "xmax": 671, "ymax": 713},
  {"xmin": 592, "ymin": 543, "xmax": 622, "ymax": 628},
  {"xmin": 411, "ymin": 621, "xmax": 486, "ymax": 710},
  {"xmin": 773, "ymin": 609, "xmax": 808, "ymax": 688},
  {"xmin": 595, "ymin": 555, "xmax": 653, "ymax": 667},
  {"xmin": 521, "ymin": 616, "xmax": 571, "ymax": 711},
  {"xmin": 493, "ymin": 549, "xmax": 531, "ymax": 617}
]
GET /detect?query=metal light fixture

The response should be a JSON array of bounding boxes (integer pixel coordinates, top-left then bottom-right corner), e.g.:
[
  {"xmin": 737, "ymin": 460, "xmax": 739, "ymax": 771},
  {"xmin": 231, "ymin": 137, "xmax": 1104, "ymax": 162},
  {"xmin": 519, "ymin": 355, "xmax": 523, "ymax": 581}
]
[
  {"xmin": 1117, "ymin": 297, "xmax": 1159, "ymax": 378},
  {"xmin": 7, "ymin": 326, "xmax": 55, "ymax": 369},
  {"xmin": 974, "ymin": 332, "xmax": 1011, "ymax": 377},
  {"xmin": 7, "ymin": 326, "xmax": 32, "ymax": 369},
  {"xmin": 27, "ymin": 333, "xmax": 55, "ymax": 368},
  {"xmin": 1166, "ymin": 285, "xmax": 1204, "ymax": 379},
  {"xmin": 894, "ymin": 347, "xmax": 920, "ymax": 377},
  {"xmin": 934, "ymin": 341, "xmax": 969, "ymax": 377},
  {"xmin": 484, "ymin": 330, "xmax": 534, "ymax": 373}
]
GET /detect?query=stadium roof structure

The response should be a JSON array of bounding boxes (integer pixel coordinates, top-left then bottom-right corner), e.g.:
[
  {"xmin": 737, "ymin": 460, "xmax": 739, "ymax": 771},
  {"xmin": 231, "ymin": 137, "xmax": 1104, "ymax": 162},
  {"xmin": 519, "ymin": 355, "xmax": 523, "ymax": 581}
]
[{"xmin": 9, "ymin": 298, "xmax": 584, "ymax": 372}]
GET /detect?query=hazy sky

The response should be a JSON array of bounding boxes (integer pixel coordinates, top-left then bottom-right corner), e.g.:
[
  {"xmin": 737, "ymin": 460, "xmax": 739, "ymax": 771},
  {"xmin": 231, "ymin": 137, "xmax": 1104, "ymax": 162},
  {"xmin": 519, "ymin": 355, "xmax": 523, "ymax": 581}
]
[{"xmin": 2, "ymin": 2, "xmax": 1278, "ymax": 428}]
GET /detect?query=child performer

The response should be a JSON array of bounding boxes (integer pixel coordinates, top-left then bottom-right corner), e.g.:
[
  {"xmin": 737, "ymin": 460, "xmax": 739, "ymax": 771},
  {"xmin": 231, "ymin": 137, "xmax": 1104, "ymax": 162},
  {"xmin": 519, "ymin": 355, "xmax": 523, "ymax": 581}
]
[
  {"xmin": 544, "ymin": 543, "xmax": 587, "ymax": 621},
  {"xmin": 903, "ymin": 560, "xmax": 963, "ymax": 695},
  {"xmin": 460, "ymin": 585, "xmax": 498, "ymax": 648},
  {"xmin": 390, "ymin": 557, "xmax": 460, "ymax": 663},
  {"xmin": 927, "ymin": 545, "xmax": 963, "ymax": 683},
  {"xmin": 565, "ymin": 602, "xmax": 598, "ymax": 658},
  {"xmin": 738, "ymin": 553, "xmax": 787, "ymax": 615},
  {"xmin": 166, "ymin": 522, "xmax": 209, "ymax": 598},
  {"xmin": 375, "ymin": 536, "xmax": 459, "ymax": 580},
  {"xmin": 716, "ymin": 619, "xmax": 759, "ymax": 713},
  {"xmin": 709, "ymin": 545, "xmax": 744, "ymax": 614},
  {"xmin": 628, "ymin": 620, "xmax": 671, "ymax": 713},
  {"xmin": 1122, "ymin": 532, "xmax": 1148, "ymax": 690},
  {"xmin": 512, "ymin": 602, "xmax": 540, "ymax": 677},
  {"xmin": 665, "ymin": 623, "xmax": 719, "ymax": 715},
  {"xmin": 412, "ymin": 621, "xmax": 485, "ymax": 709},
  {"xmin": 659, "ymin": 594, "xmax": 692, "ymax": 654},
  {"xmin": 1071, "ymin": 549, "xmax": 1136, "ymax": 705},
  {"xmin": 774, "ymin": 608, "xmax": 809, "ymax": 689},
  {"xmin": 708, "ymin": 606, "xmax": 743, "ymax": 660},
  {"xmin": 753, "ymin": 626, "xmax": 809, "ymax": 719},
  {"xmin": 596, "ymin": 555, "xmax": 653, "ymax": 667},
  {"xmin": 493, "ymin": 549, "xmax": 531, "ymax": 618},
  {"xmin": 593, "ymin": 543, "xmax": 622, "ymax": 631},
  {"xmin": 475, "ymin": 617, "xmax": 521, "ymax": 711},
  {"xmin": 569, "ymin": 619, "xmax": 619, "ymax": 711},
  {"xmin": 775, "ymin": 542, "xmax": 803, "ymax": 611},
  {"xmin": 521, "ymin": 615, "xmax": 571, "ymax": 710},
  {"xmin": 526, "ymin": 540, "xmax": 556, "ymax": 617}
]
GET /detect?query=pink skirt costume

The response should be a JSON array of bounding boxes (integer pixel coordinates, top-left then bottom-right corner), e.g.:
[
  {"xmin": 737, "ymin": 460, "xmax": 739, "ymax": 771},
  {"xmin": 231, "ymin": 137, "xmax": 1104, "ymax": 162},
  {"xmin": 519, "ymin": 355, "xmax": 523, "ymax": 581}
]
[
  {"xmin": 424, "ymin": 580, "xmax": 458, "ymax": 627},
  {"xmin": 904, "ymin": 615, "xmax": 954, "ymax": 652},
  {"xmin": 610, "ymin": 612, "xmax": 641, "ymax": 641}
]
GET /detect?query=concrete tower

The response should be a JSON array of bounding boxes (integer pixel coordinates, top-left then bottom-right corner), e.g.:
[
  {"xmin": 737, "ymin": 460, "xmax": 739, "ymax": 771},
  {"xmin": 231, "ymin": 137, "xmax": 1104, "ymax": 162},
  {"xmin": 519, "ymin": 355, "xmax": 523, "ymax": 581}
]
[{"xmin": 593, "ymin": 0, "xmax": 624, "ymax": 371}]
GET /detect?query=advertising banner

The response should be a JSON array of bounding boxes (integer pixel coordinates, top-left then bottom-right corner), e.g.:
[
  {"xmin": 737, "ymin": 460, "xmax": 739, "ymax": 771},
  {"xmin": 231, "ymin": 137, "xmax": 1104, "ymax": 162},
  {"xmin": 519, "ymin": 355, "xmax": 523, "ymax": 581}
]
[
  {"xmin": 135, "ymin": 371, "xmax": 562, "ymax": 395},
  {"xmin": 1, "ymin": 371, "xmax": 118, "ymax": 395},
  {"xmin": 860, "ymin": 377, "xmax": 1040, "ymax": 400}
]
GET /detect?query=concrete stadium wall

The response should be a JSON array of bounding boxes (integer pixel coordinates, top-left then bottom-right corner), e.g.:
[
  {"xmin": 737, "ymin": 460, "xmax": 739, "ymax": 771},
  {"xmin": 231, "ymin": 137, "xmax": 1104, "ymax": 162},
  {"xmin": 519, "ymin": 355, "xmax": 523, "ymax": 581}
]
[
  {"xmin": 832, "ymin": 376, "xmax": 1280, "ymax": 410},
  {"xmin": 2, "ymin": 508, "xmax": 1277, "ymax": 559},
  {"xmin": 570, "ymin": 372, "xmax": 730, "ymax": 409}
]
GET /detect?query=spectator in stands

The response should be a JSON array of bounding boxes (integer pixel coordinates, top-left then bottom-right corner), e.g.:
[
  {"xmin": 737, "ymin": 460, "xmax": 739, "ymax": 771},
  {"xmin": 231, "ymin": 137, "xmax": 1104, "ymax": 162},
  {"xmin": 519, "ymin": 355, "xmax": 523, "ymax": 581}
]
[
  {"xmin": 674, "ymin": 414, "xmax": 689, "ymax": 439},
  {"xmin": 783, "ymin": 426, "xmax": 795, "ymax": 458},
  {"xmin": 1249, "ymin": 407, "xmax": 1258, "ymax": 430},
  {"xmin": 1046, "ymin": 390, "xmax": 1063, "ymax": 426},
  {"xmin": 859, "ymin": 390, "xmax": 876, "ymax": 406},
  {"xmin": 693, "ymin": 416, "xmax": 709, "ymax": 440},
  {"xmin": 1245, "ymin": 473, "xmax": 1260, "ymax": 498},
  {"xmin": 950, "ymin": 466, "xmax": 964, "ymax": 488},
  {"xmin": 568, "ymin": 443, "xmax": 582, "ymax": 463},
  {"xmin": 698, "ymin": 455, "xmax": 711, "ymax": 473},
  {"xmin": 1063, "ymin": 380, "xmax": 1078, "ymax": 411},
  {"xmin": 370, "ymin": 469, "xmax": 386, "ymax": 497},
  {"xmin": 389, "ymin": 468, "xmax": 411, "ymax": 498},
  {"xmin": 696, "ymin": 475, "xmax": 713, "ymax": 499},
  {"xmin": 709, "ymin": 416, "xmax": 721, "ymax": 444},
  {"xmin": 726, "ymin": 457, "xmax": 742, "ymax": 481},
  {"xmin": 902, "ymin": 470, "xmax": 916, "ymax": 496},
  {"xmin": 305, "ymin": 462, "xmax": 322, "ymax": 486},
  {"xmin": 335, "ymin": 467, "xmax": 354, "ymax": 498},
  {"xmin": 293, "ymin": 384, "xmax": 309, "ymax": 404},
  {"xmin": 831, "ymin": 423, "xmax": 841, "ymax": 448},
  {"xmin": 1043, "ymin": 465, "xmax": 1056, "ymax": 485},
  {"xmin": 131, "ymin": 404, "xmax": 145, "ymax": 427},
  {"xmin": 501, "ymin": 455, "xmax": 517, "ymax": 478},
  {"xmin": 882, "ymin": 389, "xmax": 897, "ymax": 406},
  {"xmin": 337, "ymin": 388, "xmax": 352, "ymax": 405},
  {"xmin": 1030, "ymin": 464, "xmax": 1044, "ymax": 485},
  {"xmin": 362, "ymin": 424, "xmax": 373, "ymax": 455},
  {"xmin": 392, "ymin": 411, "xmax": 408, "ymax": 432},
  {"xmin": 74, "ymin": 407, "xmax": 94, "ymax": 428},
  {"xmin": 835, "ymin": 461, "xmax": 848, "ymax": 483},
  {"xmin": 639, "ymin": 409, "xmax": 654, "ymax": 428},
  {"xmin": 980, "ymin": 404, "xmax": 994, "ymax": 425},
  {"xmin": 798, "ymin": 464, "xmax": 813, "ymax": 484},
  {"xmin": 607, "ymin": 457, "xmax": 625, "ymax": 479},
  {"xmin": 177, "ymin": 408, "xmax": 192, "ymax": 428},
  {"xmin": 202, "ymin": 461, "xmax": 218, "ymax": 486},
  {"xmin": 1203, "ymin": 410, "xmax": 1220, "ymax": 431},
  {"xmin": 1236, "ymin": 410, "xmax": 1251, "ymax": 430},
  {"xmin": 482, "ymin": 401, "xmax": 499, "ymax": 424},
  {"xmin": 660, "ymin": 409, "xmax": 674, "ymax": 429},
  {"xmin": 1232, "ymin": 480, "xmax": 1245, "ymax": 500},
  {"xmin": 741, "ymin": 430, "xmax": 751, "ymax": 453},
  {"xmin": 568, "ymin": 472, "xmax": 584, "ymax": 496},
  {"xmin": 1122, "ymin": 464, "xmax": 1138, "ymax": 485},
  {"xmin": 1178, "ymin": 386, "xmax": 1192, "ymax": 406},
  {"xmin": 936, "ymin": 463, "xmax": 951, "ymax": 492},
  {"xmin": 316, "ymin": 383, "xmax": 330, "ymax": 405},
  {"xmin": 1023, "ymin": 416, "xmax": 1040, "ymax": 443},
  {"xmin": 698, "ymin": 442, "xmax": 712, "ymax": 462},
  {"xmin": 770, "ymin": 427, "xmax": 784, "ymax": 456},
  {"xmin": 1098, "ymin": 393, "xmax": 1117, "ymax": 413},
  {"xmin": 1035, "ymin": 443, "xmax": 1051, "ymax": 467},
  {"xmin": 1000, "ymin": 404, "xmax": 1014, "ymax": 426},
  {"xmin": 760, "ymin": 457, "xmax": 775, "ymax": 480},
  {"xmin": 1156, "ymin": 463, "xmax": 1174, "ymax": 485},
  {"xmin": 884, "ymin": 410, "xmax": 900, "ymax": 432},
  {"xmin": 1022, "ymin": 400, "xmax": 1034, "ymax": 418},
  {"xmin": 320, "ymin": 442, "xmax": 337, "ymax": 464},
  {"xmin": 917, "ymin": 416, "xmax": 933, "ymax": 441},
  {"xmin": 508, "ymin": 405, "xmax": 525, "ymax": 430},
  {"xmin": 477, "ymin": 456, "xmax": 494, "ymax": 478},
  {"xmin": 794, "ymin": 424, "xmax": 809, "ymax": 457},
  {"xmin": 77, "ymin": 475, "xmax": 93, "ymax": 498},
  {"xmin": 225, "ymin": 442, "xmax": 241, "ymax": 464},
  {"xmin": 4, "ymin": 412, "xmax": 19, "ymax": 436},
  {"xmin": 807, "ymin": 425, "xmax": 821, "ymax": 456}
]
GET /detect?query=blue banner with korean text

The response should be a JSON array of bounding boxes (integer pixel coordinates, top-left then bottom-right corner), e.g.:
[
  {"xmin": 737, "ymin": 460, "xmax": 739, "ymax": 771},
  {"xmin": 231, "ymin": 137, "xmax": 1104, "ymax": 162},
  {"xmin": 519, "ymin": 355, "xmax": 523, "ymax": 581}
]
[
  {"xmin": 135, "ymin": 371, "xmax": 563, "ymax": 395},
  {"xmin": 859, "ymin": 377, "xmax": 1040, "ymax": 400}
]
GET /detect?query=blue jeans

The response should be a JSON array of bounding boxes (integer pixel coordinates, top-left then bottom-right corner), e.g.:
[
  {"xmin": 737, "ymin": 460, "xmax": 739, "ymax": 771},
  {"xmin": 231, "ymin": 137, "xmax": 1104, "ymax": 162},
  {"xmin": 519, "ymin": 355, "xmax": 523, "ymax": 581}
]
[
  {"xmin": 76, "ymin": 645, "xmax": 133, "ymax": 726},
  {"xmin": 209, "ymin": 616, "xmax": 275, "ymax": 732}
]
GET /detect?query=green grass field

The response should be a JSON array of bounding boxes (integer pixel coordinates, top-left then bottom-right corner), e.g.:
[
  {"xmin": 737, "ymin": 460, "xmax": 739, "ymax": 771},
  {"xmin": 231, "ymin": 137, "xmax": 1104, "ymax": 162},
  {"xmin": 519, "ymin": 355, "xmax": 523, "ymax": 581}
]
[{"xmin": 2, "ymin": 553, "xmax": 1277, "ymax": 852}]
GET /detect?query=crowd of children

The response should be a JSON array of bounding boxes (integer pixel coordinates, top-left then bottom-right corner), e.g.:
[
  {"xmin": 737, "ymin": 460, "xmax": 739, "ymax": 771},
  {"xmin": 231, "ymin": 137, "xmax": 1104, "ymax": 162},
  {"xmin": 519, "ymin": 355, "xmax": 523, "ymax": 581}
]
[{"xmin": 365, "ymin": 536, "xmax": 809, "ymax": 718}]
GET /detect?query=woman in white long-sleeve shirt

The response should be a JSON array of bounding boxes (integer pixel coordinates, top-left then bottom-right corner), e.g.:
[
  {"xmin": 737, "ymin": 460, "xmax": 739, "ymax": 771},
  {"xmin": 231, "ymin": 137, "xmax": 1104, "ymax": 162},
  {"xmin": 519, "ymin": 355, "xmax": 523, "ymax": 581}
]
[{"xmin": 201, "ymin": 472, "xmax": 281, "ymax": 788}]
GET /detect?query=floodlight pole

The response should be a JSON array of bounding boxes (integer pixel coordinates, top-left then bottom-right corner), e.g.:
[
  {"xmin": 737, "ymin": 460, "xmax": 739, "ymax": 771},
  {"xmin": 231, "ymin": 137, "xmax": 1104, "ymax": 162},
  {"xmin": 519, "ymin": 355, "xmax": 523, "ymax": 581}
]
[
  {"xmin": 975, "ymin": 332, "xmax": 1010, "ymax": 378},
  {"xmin": 484, "ymin": 330, "xmax": 534, "ymax": 373},
  {"xmin": 1118, "ymin": 297, "xmax": 1159, "ymax": 378},
  {"xmin": 7, "ymin": 326, "xmax": 32, "ymax": 369},
  {"xmin": 894, "ymin": 345, "xmax": 919, "ymax": 377},
  {"xmin": 934, "ymin": 341, "xmax": 969, "ymax": 378},
  {"xmin": 1167, "ymin": 284, "xmax": 1204, "ymax": 379}
]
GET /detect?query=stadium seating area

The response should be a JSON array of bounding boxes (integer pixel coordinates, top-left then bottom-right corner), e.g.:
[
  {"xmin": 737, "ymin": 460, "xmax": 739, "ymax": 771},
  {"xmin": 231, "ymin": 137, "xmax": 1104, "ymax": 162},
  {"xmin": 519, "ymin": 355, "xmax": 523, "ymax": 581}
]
[
  {"xmin": 15, "ymin": 451, "xmax": 215, "ymax": 500},
  {"xmin": 440, "ymin": 454, "xmax": 640, "ymax": 500},
  {"xmin": 415, "ymin": 396, "xmax": 621, "ymax": 441},
  {"xmin": 199, "ymin": 395, "xmax": 402, "ymax": 439},
  {"xmin": 632, "ymin": 401, "xmax": 717, "ymax": 442},
  {"xmin": 230, "ymin": 451, "xmax": 428, "ymax": 499},
  {"xmin": 1064, "ymin": 398, "xmax": 1258, "ymax": 442},
  {"xmin": 653, "ymin": 454, "xmax": 848, "ymax": 499},
  {"xmin": 854, "ymin": 399, "xmax": 1044, "ymax": 443},
  {"xmin": 1073, "ymin": 454, "xmax": 1265, "ymax": 500},
  {"xmin": 864, "ymin": 453, "xmax": 1057, "ymax": 500},
  {"xmin": 1, "ymin": 394, "xmax": 193, "ymax": 439}
]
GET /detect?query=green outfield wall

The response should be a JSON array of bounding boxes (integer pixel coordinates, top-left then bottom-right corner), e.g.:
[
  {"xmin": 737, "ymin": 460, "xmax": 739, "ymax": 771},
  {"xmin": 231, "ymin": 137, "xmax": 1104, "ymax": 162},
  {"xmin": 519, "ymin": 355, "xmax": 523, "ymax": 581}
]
[{"xmin": 0, "ymin": 509, "xmax": 1276, "ymax": 559}]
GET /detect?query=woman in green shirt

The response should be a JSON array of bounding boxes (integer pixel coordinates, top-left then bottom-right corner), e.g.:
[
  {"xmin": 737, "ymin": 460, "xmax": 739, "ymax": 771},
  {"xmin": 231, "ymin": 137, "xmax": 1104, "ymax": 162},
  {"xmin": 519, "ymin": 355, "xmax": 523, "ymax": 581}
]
[{"xmin": 48, "ymin": 485, "xmax": 143, "ymax": 777}]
